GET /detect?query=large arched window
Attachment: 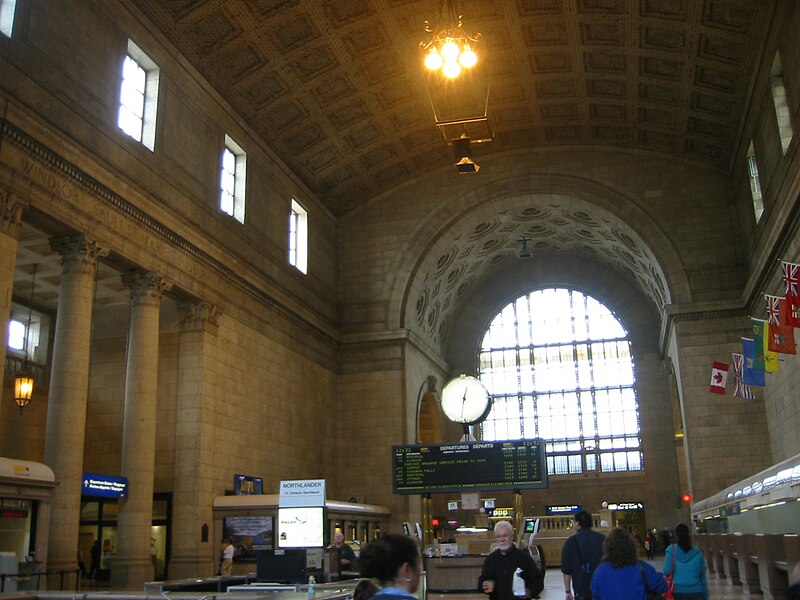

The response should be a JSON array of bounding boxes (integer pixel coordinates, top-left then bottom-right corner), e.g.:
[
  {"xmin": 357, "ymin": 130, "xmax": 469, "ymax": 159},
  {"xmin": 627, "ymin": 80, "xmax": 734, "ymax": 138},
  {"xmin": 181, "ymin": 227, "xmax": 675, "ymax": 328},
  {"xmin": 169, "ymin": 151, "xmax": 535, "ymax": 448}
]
[{"xmin": 478, "ymin": 288, "xmax": 642, "ymax": 476}]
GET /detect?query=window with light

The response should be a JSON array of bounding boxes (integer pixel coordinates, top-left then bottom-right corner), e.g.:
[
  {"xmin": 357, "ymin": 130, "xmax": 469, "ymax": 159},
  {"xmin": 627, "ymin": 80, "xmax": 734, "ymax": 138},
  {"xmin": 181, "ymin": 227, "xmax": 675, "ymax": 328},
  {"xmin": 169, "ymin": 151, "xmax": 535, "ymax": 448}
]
[
  {"xmin": 288, "ymin": 199, "xmax": 308, "ymax": 274},
  {"xmin": 0, "ymin": 0, "xmax": 17, "ymax": 37},
  {"xmin": 478, "ymin": 288, "xmax": 642, "ymax": 476},
  {"xmin": 118, "ymin": 41, "xmax": 159, "ymax": 151},
  {"xmin": 770, "ymin": 52, "xmax": 794, "ymax": 155},
  {"xmin": 219, "ymin": 135, "xmax": 246, "ymax": 224},
  {"xmin": 747, "ymin": 140, "xmax": 763, "ymax": 222}
]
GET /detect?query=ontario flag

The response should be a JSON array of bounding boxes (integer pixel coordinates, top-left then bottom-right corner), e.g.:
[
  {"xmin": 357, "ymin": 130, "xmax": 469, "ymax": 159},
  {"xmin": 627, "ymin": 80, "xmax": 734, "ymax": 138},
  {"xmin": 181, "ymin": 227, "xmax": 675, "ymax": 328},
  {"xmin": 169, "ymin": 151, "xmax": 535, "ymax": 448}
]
[
  {"xmin": 731, "ymin": 353, "xmax": 755, "ymax": 399},
  {"xmin": 752, "ymin": 318, "xmax": 780, "ymax": 372},
  {"xmin": 782, "ymin": 260, "xmax": 800, "ymax": 327},
  {"xmin": 764, "ymin": 294, "xmax": 797, "ymax": 354},
  {"xmin": 709, "ymin": 361, "xmax": 729, "ymax": 394}
]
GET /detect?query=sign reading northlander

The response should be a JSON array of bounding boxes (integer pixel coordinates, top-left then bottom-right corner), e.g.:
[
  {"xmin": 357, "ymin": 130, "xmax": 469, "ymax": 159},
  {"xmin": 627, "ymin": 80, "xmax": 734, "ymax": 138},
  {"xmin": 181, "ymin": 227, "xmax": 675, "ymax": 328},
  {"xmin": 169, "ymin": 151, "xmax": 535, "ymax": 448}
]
[{"xmin": 279, "ymin": 479, "xmax": 326, "ymax": 507}]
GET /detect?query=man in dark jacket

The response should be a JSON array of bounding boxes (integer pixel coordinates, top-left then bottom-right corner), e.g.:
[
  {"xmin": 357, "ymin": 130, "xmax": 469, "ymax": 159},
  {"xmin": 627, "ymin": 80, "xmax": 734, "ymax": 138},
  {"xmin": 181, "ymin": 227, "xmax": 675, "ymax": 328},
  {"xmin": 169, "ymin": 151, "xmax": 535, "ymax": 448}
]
[
  {"xmin": 561, "ymin": 511, "xmax": 605, "ymax": 600},
  {"xmin": 479, "ymin": 521, "xmax": 544, "ymax": 600}
]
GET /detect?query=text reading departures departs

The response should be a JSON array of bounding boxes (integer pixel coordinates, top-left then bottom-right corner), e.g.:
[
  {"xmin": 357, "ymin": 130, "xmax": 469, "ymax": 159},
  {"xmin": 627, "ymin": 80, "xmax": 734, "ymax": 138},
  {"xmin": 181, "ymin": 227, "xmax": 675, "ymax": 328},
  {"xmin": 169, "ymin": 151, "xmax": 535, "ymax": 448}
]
[{"xmin": 392, "ymin": 440, "xmax": 548, "ymax": 494}]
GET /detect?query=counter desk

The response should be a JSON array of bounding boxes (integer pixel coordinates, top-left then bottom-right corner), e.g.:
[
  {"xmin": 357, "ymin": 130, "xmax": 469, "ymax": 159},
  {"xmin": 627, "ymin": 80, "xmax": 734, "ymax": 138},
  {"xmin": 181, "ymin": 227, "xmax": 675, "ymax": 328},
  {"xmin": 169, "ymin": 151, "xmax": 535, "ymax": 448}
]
[{"xmin": 423, "ymin": 555, "xmax": 485, "ymax": 593}]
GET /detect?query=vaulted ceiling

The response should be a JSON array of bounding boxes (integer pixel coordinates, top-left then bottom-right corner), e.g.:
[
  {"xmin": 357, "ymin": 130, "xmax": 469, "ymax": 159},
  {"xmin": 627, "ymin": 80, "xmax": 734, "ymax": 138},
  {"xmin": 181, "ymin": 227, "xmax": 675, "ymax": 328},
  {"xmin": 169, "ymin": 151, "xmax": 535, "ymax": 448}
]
[{"xmin": 128, "ymin": 0, "xmax": 773, "ymax": 217}]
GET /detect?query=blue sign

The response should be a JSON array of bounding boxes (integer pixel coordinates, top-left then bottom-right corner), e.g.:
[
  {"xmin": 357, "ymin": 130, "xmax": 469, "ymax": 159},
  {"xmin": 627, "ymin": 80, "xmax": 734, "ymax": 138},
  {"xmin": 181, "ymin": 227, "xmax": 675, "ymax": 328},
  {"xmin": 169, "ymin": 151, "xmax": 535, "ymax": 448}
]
[
  {"xmin": 546, "ymin": 505, "xmax": 581, "ymax": 515},
  {"xmin": 82, "ymin": 473, "xmax": 128, "ymax": 498}
]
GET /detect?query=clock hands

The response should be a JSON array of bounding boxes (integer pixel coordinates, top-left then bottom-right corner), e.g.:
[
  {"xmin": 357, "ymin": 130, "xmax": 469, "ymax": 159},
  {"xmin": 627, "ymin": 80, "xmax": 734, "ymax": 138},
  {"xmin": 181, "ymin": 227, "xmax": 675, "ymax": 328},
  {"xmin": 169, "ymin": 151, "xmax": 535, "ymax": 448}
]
[{"xmin": 461, "ymin": 388, "xmax": 468, "ymax": 420}]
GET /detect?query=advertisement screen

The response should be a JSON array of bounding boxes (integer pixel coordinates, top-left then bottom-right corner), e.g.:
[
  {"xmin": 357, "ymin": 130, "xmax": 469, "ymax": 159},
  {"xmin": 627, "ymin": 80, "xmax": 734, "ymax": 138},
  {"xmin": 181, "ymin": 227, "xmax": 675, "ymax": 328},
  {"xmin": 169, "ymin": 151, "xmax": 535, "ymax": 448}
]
[
  {"xmin": 223, "ymin": 516, "xmax": 273, "ymax": 561},
  {"xmin": 277, "ymin": 507, "xmax": 324, "ymax": 548}
]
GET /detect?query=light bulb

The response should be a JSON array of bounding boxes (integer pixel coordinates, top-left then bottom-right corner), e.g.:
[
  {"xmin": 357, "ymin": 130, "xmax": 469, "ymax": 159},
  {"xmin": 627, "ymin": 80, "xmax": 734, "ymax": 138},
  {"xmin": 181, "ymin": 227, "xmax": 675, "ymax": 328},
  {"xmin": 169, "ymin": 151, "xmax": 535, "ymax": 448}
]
[
  {"xmin": 442, "ymin": 60, "xmax": 461, "ymax": 78},
  {"xmin": 459, "ymin": 47, "xmax": 477, "ymax": 68},
  {"xmin": 424, "ymin": 49, "xmax": 443, "ymax": 71},
  {"xmin": 440, "ymin": 40, "xmax": 460, "ymax": 61}
]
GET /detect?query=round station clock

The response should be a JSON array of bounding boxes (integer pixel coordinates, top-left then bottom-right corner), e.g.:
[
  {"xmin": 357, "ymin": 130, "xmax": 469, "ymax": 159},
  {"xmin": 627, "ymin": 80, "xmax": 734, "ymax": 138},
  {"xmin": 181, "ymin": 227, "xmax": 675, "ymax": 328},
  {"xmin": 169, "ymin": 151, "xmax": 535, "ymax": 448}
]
[{"xmin": 440, "ymin": 374, "xmax": 492, "ymax": 425}]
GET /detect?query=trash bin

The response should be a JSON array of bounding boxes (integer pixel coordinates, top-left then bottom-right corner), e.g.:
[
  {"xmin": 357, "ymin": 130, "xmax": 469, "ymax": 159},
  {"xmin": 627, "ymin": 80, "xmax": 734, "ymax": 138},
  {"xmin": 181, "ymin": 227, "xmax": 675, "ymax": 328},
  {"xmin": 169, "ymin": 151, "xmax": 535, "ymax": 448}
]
[{"xmin": 0, "ymin": 552, "xmax": 18, "ymax": 593}]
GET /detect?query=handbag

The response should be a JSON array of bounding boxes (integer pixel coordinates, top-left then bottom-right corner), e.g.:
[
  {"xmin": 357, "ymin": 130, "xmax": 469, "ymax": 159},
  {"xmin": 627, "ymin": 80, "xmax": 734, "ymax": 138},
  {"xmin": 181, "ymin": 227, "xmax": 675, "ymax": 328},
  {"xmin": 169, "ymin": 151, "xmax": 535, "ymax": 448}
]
[
  {"xmin": 662, "ymin": 544, "xmax": 676, "ymax": 600},
  {"xmin": 639, "ymin": 562, "xmax": 668, "ymax": 600}
]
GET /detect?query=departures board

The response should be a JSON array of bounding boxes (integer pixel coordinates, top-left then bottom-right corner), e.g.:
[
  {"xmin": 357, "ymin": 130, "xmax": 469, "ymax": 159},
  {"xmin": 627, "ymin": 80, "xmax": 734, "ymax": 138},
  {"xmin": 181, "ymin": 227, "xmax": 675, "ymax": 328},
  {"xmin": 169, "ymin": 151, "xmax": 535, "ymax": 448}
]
[{"xmin": 392, "ymin": 439, "xmax": 548, "ymax": 494}]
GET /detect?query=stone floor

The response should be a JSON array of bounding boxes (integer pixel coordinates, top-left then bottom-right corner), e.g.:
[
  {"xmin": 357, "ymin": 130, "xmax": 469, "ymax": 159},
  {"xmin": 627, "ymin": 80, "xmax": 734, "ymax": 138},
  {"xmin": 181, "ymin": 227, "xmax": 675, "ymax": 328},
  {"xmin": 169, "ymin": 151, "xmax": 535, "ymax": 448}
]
[{"xmin": 430, "ymin": 558, "xmax": 751, "ymax": 600}]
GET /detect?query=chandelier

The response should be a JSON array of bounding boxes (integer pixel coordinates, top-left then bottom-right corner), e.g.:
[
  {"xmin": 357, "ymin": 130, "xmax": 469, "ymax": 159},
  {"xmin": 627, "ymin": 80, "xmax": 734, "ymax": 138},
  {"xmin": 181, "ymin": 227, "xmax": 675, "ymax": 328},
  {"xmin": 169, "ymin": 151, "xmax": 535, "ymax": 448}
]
[
  {"xmin": 420, "ymin": 1, "xmax": 481, "ymax": 79},
  {"xmin": 14, "ymin": 263, "xmax": 37, "ymax": 411}
]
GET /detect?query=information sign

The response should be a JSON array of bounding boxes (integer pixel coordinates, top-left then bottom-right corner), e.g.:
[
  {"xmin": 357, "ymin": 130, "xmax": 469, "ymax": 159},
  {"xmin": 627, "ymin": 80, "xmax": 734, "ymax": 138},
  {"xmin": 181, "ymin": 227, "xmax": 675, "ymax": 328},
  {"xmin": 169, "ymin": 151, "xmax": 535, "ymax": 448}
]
[
  {"xmin": 82, "ymin": 473, "xmax": 128, "ymax": 498},
  {"xmin": 392, "ymin": 439, "xmax": 547, "ymax": 494}
]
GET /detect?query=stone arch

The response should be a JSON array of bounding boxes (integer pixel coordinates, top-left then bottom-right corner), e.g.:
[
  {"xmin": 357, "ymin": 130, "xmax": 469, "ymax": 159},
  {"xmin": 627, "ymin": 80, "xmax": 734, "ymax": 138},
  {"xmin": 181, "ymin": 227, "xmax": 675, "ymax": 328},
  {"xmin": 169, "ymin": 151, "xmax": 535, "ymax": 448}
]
[{"xmin": 385, "ymin": 170, "xmax": 691, "ymax": 352}]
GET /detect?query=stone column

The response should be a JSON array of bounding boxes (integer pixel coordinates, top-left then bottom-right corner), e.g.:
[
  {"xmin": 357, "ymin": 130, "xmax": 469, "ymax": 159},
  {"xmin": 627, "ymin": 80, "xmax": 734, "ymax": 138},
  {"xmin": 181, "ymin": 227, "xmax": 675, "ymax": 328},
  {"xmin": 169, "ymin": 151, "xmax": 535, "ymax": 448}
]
[
  {"xmin": 111, "ymin": 271, "xmax": 172, "ymax": 590},
  {"xmin": 45, "ymin": 234, "xmax": 108, "ymax": 583},
  {"xmin": 0, "ymin": 191, "xmax": 24, "ymax": 439},
  {"xmin": 168, "ymin": 301, "xmax": 220, "ymax": 579}
]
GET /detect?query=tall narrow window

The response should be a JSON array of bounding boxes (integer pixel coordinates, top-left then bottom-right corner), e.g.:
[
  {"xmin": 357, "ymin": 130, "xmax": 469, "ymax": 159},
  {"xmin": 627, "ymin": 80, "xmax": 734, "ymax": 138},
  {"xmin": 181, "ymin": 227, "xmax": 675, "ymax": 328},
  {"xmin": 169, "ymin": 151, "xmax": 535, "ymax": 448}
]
[
  {"xmin": 118, "ymin": 40, "xmax": 160, "ymax": 151},
  {"xmin": 478, "ymin": 288, "xmax": 642, "ymax": 476},
  {"xmin": 770, "ymin": 52, "xmax": 794, "ymax": 154},
  {"xmin": 747, "ymin": 140, "xmax": 763, "ymax": 222},
  {"xmin": 0, "ymin": 0, "xmax": 17, "ymax": 37},
  {"xmin": 219, "ymin": 135, "xmax": 246, "ymax": 224},
  {"xmin": 289, "ymin": 199, "xmax": 308, "ymax": 274}
]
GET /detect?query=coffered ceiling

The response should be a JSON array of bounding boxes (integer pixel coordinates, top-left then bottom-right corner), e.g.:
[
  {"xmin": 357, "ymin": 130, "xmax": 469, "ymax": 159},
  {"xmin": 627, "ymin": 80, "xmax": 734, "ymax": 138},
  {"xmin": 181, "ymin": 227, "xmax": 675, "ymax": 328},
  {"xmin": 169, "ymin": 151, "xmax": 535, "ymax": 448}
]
[{"xmin": 127, "ymin": 0, "xmax": 773, "ymax": 217}]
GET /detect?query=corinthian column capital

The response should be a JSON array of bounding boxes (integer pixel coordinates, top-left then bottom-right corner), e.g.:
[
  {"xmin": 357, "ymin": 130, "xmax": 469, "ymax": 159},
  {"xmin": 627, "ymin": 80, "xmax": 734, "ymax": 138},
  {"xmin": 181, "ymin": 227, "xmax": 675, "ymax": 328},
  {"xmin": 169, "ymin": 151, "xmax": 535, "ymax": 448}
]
[
  {"xmin": 0, "ymin": 190, "xmax": 25, "ymax": 237},
  {"xmin": 49, "ymin": 234, "xmax": 110, "ymax": 276},
  {"xmin": 121, "ymin": 270, "xmax": 173, "ymax": 307}
]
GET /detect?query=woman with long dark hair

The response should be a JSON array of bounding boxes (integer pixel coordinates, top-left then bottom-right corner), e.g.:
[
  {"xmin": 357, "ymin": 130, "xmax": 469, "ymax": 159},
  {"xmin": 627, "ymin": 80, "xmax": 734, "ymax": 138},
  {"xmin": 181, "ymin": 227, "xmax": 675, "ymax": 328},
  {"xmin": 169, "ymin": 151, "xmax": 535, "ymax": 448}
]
[
  {"xmin": 590, "ymin": 528, "xmax": 668, "ymax": 600},
  {"xmin": 358, "ymin": 534, "xmax": 422, "ymax": 600},
  {"xmin": 663, "ymin": 523, "xmax": 708, "ymax": 600}
]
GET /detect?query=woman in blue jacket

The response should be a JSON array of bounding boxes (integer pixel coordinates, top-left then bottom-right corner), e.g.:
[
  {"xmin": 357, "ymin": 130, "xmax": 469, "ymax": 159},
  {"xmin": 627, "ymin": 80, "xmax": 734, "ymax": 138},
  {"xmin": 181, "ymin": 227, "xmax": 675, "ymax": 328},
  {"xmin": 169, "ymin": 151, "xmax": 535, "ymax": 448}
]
[
  {"xmin": 590, "ymin": 527, "xmax": 668, "ymax": 600},
  {"xmin": 663, "ymin": 523, "xmax": 709, "ymax": 600}
]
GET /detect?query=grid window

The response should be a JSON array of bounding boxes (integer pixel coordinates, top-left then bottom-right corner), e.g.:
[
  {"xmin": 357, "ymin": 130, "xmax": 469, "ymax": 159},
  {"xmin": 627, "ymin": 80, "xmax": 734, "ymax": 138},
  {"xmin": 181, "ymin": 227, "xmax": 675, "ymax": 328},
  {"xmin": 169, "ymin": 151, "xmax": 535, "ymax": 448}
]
[
  {"xmin": 478, "ymin": 288, "xmax": 642, "ymax": 476},
  {"xmin": 747, "ymin": 140, "xmax": 763, "ymax": 222},
  {"xmin": 118, "ymin": 41, "xmax": 159, "ymax": 151},
  {"xmin": 770, "ymin": 52, "xmax": 794, "ymax": 155},
  {"xmin": 219, "ymin": 136, "xmax": 246, "ymax": 224},
  {"xmin": 0, "ymin": 0, "xmax": 16, "ymax": 37},
  {"xmin": 289, "ymin": 199, "xmax": 308, "ymax": 274}
]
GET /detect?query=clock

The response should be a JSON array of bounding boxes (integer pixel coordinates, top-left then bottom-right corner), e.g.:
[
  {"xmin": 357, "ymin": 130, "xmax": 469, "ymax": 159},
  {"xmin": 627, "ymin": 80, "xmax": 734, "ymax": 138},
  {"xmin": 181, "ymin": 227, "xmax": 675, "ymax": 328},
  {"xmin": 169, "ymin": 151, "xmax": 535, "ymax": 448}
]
[{"xmin": 440, "ymin": 374, "xmax": 492, "ymax": 425}]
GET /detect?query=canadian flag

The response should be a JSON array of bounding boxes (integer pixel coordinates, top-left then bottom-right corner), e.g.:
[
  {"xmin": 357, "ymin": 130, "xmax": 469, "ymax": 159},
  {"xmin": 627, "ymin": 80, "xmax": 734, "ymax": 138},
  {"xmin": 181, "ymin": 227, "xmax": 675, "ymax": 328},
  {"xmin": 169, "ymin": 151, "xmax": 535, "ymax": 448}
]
[{"xmin": 709, "ymin": 361, "xmax": 729, "ymax": 394}]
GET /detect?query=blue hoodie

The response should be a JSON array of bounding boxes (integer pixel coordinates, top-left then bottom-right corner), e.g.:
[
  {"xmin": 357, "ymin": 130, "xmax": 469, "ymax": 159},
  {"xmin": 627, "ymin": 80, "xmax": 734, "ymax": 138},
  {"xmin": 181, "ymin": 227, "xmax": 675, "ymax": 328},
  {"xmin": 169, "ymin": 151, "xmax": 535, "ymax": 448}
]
[{"xmin": 663, "ymin": 544, "xmax": 708, "ymax": 599}]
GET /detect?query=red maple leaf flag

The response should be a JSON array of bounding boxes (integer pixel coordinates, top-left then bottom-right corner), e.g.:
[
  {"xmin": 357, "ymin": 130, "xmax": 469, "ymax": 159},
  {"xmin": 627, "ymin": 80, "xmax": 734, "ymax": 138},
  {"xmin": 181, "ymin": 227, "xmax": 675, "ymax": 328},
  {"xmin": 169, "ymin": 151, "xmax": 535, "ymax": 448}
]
[{"xmin": 709, "ymin": 361, "xmax": 729, "ymax": 394}]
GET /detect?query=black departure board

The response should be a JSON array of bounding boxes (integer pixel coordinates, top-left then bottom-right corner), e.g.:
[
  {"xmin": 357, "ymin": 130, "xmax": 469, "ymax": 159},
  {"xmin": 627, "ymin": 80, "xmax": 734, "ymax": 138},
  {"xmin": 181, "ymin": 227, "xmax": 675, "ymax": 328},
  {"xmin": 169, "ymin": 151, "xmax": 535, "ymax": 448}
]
[{"xmin": 392, "ymin": 439, "xmax": 548, "ymax": 494}]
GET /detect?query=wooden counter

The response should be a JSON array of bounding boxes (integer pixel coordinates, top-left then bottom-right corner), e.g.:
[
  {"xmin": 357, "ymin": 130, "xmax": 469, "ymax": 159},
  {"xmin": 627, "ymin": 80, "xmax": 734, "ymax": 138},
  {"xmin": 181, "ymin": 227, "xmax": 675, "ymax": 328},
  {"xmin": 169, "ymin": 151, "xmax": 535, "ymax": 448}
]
[{"xmin": 424, "ymin": 555, "xmax": 486, "ymax": 592}]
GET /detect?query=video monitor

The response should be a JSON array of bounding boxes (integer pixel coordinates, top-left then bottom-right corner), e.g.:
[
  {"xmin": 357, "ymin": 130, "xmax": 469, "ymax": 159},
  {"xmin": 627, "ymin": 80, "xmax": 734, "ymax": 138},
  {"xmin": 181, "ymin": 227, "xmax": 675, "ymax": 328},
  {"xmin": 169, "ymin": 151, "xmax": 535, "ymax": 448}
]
[
  {"xmin": 277, "ymin": 506, "xmax": 325, "ymax": 548},
  {"xmin": 256, "ymin": 548, "xmax": 307, "ymax": 583},
  {"xmin": 223, "ymin": 516, "xmax": 273, "ymax": 561}
]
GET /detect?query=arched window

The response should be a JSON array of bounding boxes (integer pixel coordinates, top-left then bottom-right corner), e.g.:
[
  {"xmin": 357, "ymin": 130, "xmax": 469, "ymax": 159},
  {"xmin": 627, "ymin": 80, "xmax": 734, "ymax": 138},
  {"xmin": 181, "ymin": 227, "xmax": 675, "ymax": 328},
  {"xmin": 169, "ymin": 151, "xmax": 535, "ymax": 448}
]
[{"xmin": 478, "ymin": 288, "xmax": 642, "ymax": 475}]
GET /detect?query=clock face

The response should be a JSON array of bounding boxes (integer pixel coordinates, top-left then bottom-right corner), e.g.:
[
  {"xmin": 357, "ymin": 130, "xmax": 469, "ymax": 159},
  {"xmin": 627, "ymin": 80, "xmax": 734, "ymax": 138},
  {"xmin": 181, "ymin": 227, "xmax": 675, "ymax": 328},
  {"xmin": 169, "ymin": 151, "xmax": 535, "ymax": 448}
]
[{"xmin": 440, "ymin": 375, "xmax": 492, "ymax": 425}]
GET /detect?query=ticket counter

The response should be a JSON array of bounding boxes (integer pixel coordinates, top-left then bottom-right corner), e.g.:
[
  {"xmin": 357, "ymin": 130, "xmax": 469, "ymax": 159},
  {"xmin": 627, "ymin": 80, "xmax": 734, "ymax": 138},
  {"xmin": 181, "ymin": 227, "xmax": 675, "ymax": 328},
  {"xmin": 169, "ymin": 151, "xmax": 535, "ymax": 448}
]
[
  {"xmin": 424, "ymin": 555, "xmax": 485, "ymax": 592},
  {"xmin": 0, "ymin": 457, "xmax": 56, "ymax": 591}
]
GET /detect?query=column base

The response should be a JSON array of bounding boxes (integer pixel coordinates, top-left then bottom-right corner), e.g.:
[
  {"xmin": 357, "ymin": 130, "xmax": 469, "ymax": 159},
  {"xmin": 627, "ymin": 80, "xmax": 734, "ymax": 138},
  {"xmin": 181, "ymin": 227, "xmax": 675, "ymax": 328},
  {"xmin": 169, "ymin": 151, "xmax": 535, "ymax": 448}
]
[
  {"xmin": 109, "ymin": 557, "xmax": 155, "ymax": 591},
  {"xmin": 168, "ymin": 555, "xmax": 216, "ymax": 580}
]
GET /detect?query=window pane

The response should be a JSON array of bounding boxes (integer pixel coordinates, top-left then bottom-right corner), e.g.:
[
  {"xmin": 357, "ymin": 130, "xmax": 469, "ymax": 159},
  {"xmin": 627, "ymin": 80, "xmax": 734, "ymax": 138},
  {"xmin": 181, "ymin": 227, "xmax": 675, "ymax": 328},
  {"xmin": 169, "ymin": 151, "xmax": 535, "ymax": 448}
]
[{"xmin": 479, "ymin": 288, "xmax": 641, "ymax": 475}]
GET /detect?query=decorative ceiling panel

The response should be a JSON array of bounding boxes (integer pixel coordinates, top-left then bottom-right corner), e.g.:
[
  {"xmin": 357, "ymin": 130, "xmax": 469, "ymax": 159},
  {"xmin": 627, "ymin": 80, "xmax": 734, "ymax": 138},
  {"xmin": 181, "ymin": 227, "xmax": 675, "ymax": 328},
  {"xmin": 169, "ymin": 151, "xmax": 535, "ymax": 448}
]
[{"xmin": 126, "ymin": 0, "xmax": 773, "ymax": 217}]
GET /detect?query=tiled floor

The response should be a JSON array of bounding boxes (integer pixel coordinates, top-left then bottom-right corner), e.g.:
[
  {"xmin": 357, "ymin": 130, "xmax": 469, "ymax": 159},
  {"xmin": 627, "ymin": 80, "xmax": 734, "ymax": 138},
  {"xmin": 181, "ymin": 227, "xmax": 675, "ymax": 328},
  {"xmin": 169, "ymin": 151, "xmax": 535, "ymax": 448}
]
[{"xmin": 429, "ymin": 558, "xmax": 750, "ymax": 600}]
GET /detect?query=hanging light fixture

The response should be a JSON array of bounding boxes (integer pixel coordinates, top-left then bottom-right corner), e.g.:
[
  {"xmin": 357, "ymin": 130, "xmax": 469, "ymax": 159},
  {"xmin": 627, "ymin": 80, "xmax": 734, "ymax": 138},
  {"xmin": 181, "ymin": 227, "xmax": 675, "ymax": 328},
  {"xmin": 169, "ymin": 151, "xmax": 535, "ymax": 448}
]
[
  {"xmin": 517, "ymin": 237, "xmax": 533, "ymax": 259},
  {"xmin": 420, "ymin": 1, "xmax": 481, "ymax": 79},
  {"xmin": 14, "ymin": 264, "xmax": 37, "ymax": 412}
]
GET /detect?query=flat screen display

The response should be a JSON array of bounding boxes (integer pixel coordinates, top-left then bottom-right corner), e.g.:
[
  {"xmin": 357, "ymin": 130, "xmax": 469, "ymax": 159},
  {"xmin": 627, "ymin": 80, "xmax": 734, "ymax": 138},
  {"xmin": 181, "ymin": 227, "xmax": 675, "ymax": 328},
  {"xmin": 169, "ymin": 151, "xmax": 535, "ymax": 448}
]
[
  {"xmin": 392, "ymin": 439, "xmax": 548, "ymax": 494},
  {"xmin": 277, "ymin": 507, "xmax": 325, "ymax": 548},
  {"xmin": 223, "ymin": 516, "xmax": 273, "ymax": 561}
]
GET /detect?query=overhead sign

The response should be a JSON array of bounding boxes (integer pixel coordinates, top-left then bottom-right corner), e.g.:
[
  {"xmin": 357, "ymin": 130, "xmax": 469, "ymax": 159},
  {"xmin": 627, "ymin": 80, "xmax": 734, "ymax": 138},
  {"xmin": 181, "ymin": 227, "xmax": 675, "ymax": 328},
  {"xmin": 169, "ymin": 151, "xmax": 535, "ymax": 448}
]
[
  {"xmin": 487, "ymin": 507, "xmax": 513, "ymax": 519},
  {"xmin": 448, "ymin": 501, "xmax": 459, "ymax": 510},
  {"xmin": 607, "ymin": 501, "xmax": 643, "ymax": 511},
  {"xmin": 546, "ymin": 505, "xmax": 581, "ymax": 515},
  {"xmin": 279, "ymin": 479, "xmax": 326, "ymax": 507},
  {"xmin": 82, "ymin": 473, "xmax": 128, "ymax": 498}
]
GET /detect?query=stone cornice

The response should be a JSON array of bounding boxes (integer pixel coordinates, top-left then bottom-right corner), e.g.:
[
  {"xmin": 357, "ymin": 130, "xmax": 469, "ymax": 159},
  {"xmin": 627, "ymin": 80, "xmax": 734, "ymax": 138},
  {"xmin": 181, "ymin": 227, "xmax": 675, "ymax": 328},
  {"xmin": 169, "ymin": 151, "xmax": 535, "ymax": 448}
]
[{"xmin": 0, "ymin": 117, "xmax": 341, "ymax": 356}]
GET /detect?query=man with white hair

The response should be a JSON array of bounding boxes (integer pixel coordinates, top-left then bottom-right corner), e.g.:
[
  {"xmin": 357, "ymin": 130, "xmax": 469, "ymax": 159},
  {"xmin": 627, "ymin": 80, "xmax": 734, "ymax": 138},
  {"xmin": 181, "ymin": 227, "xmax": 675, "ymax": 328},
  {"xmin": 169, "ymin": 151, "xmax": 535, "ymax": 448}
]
[{"xmin": 478, "ymin": 521, "xmax": 544, "ymax": 600}]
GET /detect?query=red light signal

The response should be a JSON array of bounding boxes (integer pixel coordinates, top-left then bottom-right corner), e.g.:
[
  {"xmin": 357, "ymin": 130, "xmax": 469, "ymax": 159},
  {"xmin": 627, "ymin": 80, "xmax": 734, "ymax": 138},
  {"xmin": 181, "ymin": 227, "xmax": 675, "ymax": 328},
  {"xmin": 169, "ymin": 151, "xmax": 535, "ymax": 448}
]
[{"xmin": 681, "ymin": 493, "xmax": 692, "ymax": 503}]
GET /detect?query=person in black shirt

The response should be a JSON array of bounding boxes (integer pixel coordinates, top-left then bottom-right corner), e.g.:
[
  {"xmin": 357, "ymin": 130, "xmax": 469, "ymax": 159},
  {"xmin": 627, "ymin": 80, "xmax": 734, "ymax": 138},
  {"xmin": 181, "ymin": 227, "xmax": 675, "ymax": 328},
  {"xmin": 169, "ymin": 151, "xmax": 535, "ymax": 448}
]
[
  {"xmin": 479, "ymin": 521, "xmax": 544, "ymax": 600},
  {"xmin": 332, "ymin": 532, "xmax": 357, "ymax": 572},
  {"xmin": 561, "ymin": 511, "xmax": 605, "ymax": 600}
]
